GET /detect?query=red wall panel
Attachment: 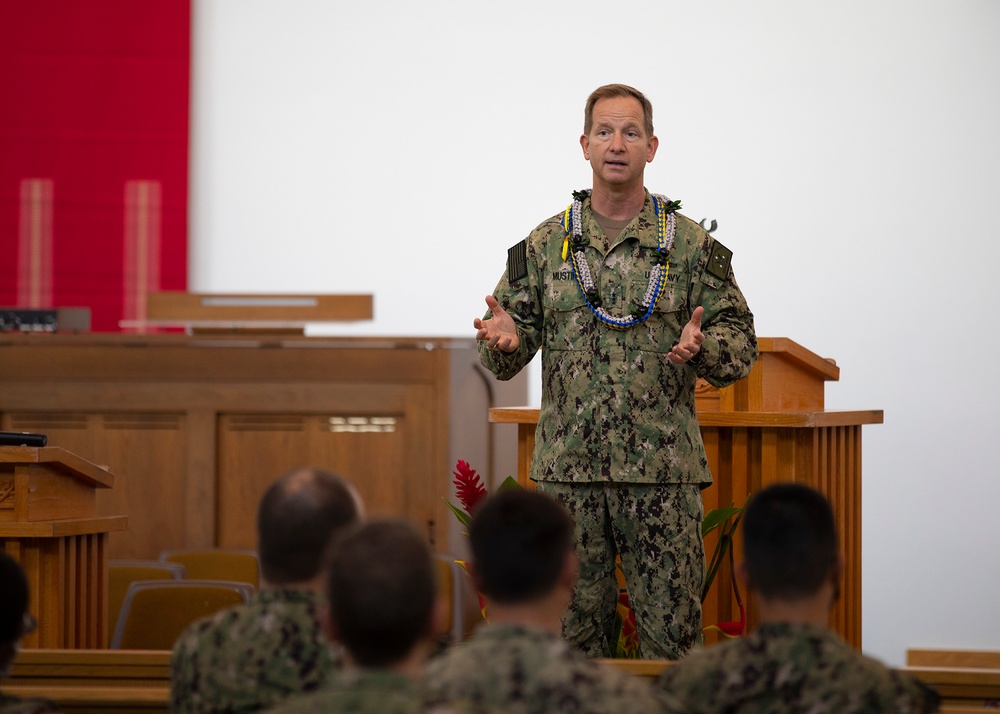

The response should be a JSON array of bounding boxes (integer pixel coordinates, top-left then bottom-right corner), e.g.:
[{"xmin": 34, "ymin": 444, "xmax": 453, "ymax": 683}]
[{"xmin": 0, "ymin": 0, "xmax": 189, "ymax": 331}]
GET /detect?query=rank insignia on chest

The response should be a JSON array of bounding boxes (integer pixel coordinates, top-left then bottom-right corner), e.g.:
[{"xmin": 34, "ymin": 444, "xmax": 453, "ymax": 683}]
[
  {"xmin": 706, "ymin": 240, "xmax": 734, "ymax": 281},
  {"xmin": 507, "ymin": 239, "xmax": 528, "ymax": 284}
]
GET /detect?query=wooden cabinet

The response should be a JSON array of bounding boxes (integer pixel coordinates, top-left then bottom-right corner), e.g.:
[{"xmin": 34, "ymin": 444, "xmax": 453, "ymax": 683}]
[{"xmin": 0, "ymin": 334, "xmax": 526, "ymax": 561}]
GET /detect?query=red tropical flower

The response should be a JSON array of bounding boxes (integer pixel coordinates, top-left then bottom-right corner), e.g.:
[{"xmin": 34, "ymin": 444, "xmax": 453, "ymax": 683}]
[
  {"xmin": 710, "ymin": 602, "xmax": 746, "ymax": 638},
  {"xmin": 452, "ymin": 459, "xmax": 488, "ymax": 514}
]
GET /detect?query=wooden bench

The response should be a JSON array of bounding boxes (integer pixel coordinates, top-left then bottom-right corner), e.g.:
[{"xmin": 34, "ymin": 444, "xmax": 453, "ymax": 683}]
[
  {"xmin": 5, "ymin": 647, "xmax": 998, "ymax": 713},
  {"xmin": 3, "ymin": 649, "xmax": 170, "ymax": 714},
  {"xmin": 902, "ymin": 649, "xmax": 1000, "ymax": 713}
]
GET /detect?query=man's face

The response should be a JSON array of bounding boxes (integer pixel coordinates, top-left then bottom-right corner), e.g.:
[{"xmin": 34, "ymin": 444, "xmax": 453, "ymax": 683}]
[{"xmin": 580, "ymin": 96, "xmax": 658, "ymax": 191}]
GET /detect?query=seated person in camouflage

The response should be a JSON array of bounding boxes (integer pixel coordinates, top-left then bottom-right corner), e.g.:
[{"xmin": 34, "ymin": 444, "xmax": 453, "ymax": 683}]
[
  {"xmin": 657, "ymin": 483, "xmax": 940, "ymax": 713},
  {"xmin": 171, "ymin": 467, "xmax": 364, "ymax": 713},
  {"xmin": 425, "ymin": 489, "xmax": 667, "ymax": 713},
  {"xmin": 0, "ymin": 552, "xmax": 58, "ymax": 714},
  {"xmin": 272, "ymin": 519, "xmax": 479, "ymax": 713}
]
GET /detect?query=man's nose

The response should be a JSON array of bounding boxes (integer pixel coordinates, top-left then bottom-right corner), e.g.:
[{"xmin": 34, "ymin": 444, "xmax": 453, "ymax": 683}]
[{"xmin": 609, "ymin": 131, "xmax": 626, "ymax": 151}]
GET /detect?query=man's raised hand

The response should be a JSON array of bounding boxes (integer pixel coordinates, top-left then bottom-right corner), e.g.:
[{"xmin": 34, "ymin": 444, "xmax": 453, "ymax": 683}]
[
  {"xmin": 668, "ymin": 306, "xmax": 705, "ymax": 364},
  {"xmin": 474, "ymin": 295, "xmax": 520, "ymax": 353}
]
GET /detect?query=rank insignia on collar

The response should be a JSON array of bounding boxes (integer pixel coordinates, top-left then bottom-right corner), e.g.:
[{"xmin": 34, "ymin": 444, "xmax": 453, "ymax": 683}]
[
  {"xmin": 507, "ymin": 239, "xmax": 527, "ymax": 284},
  {"xmin": 706, "ymin": 240, "xmax": 733, "ymax": 281}
]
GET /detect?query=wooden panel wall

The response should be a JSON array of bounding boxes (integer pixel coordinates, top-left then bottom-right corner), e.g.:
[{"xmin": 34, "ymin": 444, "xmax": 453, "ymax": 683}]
[
  {"xmin": 0, "ymin": 335, "xmax": 525, "ymax": 562},
  {"xmin": 4, "ymin": 413, "xmax": 188, "ymax": 559}
]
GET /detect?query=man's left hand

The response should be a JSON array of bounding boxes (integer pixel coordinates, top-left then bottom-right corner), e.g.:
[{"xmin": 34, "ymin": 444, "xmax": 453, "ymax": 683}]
[{"xmin": 668, "ymin": 306, "xmax": 705, "ymax": 364}]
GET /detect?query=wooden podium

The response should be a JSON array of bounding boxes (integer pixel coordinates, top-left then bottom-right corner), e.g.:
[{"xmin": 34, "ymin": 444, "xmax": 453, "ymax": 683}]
[
  {"xmin": 0, "ymin": 446, "xmax": 126, "ymax": 648},
  {"xmin": 489, "ymin": 337, "xmax": 882, "ymax": 650}
]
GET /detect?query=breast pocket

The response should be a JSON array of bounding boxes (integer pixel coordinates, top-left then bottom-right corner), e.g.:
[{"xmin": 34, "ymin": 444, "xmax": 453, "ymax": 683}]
[
  {"xmin": 542, "ymin": 279, "xmax": 591, "ymax": 351},
  {"xmin": 628, "ymin": 276, "xmax": 687, "ymax": 353}
]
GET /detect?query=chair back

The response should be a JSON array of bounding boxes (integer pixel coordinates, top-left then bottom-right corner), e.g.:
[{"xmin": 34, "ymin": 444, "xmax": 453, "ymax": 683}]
[
  {"xmin": 108, "ymin": 560, "xmax": 186, "ymax": 644},
  {"xmin": 434, "ymin": 554, "xmax": 481, "ymax": 646},
  {"xmin": 110, "ymin": 579, "xmax": 254, "ymax": 649},
  {"xmin": 159, "ymin": 549, "xmax": 260, "ymax": 589},
  {"xmin": 434, "ymin": 554, "xmax": 456, "ymax": 641}
]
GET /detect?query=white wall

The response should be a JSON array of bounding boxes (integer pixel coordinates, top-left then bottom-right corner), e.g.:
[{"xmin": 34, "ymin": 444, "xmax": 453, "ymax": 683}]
[{"xmin": 190, "ymin": 0, "xmax": 1000, "ymax": 665}]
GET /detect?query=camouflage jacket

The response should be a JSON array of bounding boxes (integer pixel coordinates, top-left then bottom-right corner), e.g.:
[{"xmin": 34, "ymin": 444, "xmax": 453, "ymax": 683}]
[
  {"xmin": 270, "ymin": 669, "xmax": 482, "ymax": 714},
  {"xmin": 656, "ymin": 621, "xmax": 941, "ymax": 713},
  {"xmin": 425, "ymin": 623, "xmax": 668, "ymax": 713},
  {"xmin": 480, "ymin": 191, "xmax": 757, "ymax": 485},
  {"xmin": 170, "ymin": 588, "xmax": 340, "ymax": 713}
]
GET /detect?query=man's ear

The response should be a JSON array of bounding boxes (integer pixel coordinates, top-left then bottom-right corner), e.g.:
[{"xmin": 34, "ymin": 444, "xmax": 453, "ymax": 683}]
[
  {"xmin": 428, "ymin": 595, "xmax": 447, "ymax": 640},
  {"xmin": 646, "ymin": 134, "xmax": 659, "ymax": 163},
  {"xmin": 831, "ymin": 553, "xmax": 845, "ymax": 602},
  {"xmin": 580, "ymin": 133, "xmax": 590, "ymax": 160},
  {"xmin": 467, "ymin": 561, "xmax": 484, "ymax": 594},
  {"xmin": 318, "ymin": 603, "xmax": 339, "ymax": 643},
  {"xmin": 736, "ymin": 560, "xmax": 751, "ymax": 589}
]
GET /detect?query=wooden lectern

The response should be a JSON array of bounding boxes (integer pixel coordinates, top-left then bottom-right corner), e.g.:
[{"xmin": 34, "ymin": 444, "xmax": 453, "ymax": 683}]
[
  {"xmin": 489, "ymin": 337, "xmax": 882, "ymax": 650},
  {"xmin": 0, "ymin": 446, "xmax": 126, "ymax": 648}
]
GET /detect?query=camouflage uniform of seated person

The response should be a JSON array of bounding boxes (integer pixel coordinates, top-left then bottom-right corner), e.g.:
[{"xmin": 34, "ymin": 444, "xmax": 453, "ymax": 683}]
[
  {"xmin": 426, "ymin": 489, "xmax": 668, "ymax": 713},
  {"xmin": 657, "ymin": 483, "xmax": 940, "ymax": 713},
  {"xmin": 171, "ymin": 467, "xmax": 363, "ymax": 713},
  {"xmin": 271, "ymin": 519, "xmax": 489, "ymax": 714}
]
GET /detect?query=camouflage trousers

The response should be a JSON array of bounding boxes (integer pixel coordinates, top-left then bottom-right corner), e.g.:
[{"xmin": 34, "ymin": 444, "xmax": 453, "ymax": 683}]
[{"xmin": 536, "ymin": 481, "xmax": 704, "ymax": 660}]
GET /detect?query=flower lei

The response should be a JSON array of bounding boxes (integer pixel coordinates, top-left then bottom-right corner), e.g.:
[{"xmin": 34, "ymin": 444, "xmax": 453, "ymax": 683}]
[{"xmin": 561, "ymin": 189, "xmax": 681, "ymax": 330}]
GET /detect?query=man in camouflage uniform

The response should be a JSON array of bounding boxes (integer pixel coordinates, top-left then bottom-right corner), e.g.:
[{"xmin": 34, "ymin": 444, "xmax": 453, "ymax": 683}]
[
  {"xmin": 656, "ymin": 483, "xmax": 941, "ymax": 713},
  {"xmin": 170, "ymin": 467, "xmax": 363, "ymax": 713},
  {"xmin": 426, "ymin": 489, "xmax": 668, "ymax": 713},
  {"xmin": 272, "ymin": 519, "xmax": 481, "ymax": 714},
  {"xmin": 475, "ymin": 83, "xmax": 757, "ymax": 658}
]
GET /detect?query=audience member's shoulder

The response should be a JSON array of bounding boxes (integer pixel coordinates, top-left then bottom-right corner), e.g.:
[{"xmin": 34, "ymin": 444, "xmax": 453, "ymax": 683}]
[
  {"xmin": 270, "ymin": 683, "xmax": 497, "ymax": 714},
  {"xmin": 172, "ymin": 590, "xmax": 313, "ymax": 653},
  {"xmin": 171, "ymin": 601, "xmax": 246, "ymax": 654},
  {"xmin": 0, "ymin": 693, "xmax": 59, "ymax": 714},
  {"xmin": 657, "ymin": 635, "xmax": 745, "ymax": 687},
  {"xmin": 851, "ymin": 652, "xmax": 941, "ymax": 713},
  {"xmin": 428, "ymin": 626, "xmax": 664, "ymax": 713}
]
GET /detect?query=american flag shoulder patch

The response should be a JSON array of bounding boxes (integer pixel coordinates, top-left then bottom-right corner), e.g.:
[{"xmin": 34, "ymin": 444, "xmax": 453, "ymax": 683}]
[{"xmin": 507, "ymin": 239, "xmax": 528, "ymax": 284}]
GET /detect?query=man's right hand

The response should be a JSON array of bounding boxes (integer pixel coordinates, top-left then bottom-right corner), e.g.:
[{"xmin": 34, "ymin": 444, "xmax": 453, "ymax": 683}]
[{"xmin": 474, "ymin": 295, "xmax": 520, "ymax": 353}]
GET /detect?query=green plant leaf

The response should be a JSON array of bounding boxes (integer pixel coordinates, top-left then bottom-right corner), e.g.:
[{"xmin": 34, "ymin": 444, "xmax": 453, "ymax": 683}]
[
  {"xmin": 497, "ymin": 476, "xmax": 522, "ymax": 492},
  {"xmin": 609, "ymin": 614, "xmax": 625, "ymax": 658},
  {"xmin": 701, "ymin": 495, "xmax": 751, "ymax": 602},
  {"xmin": 444, "ymin": 498, "xmax": 472, "ymax": 529},
  {"xmin": 702, "ymin": 504, "xmax": 740, "ymax": 538}
]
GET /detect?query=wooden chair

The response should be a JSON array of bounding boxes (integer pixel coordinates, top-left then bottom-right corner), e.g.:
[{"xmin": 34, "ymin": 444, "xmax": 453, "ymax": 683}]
[
  {"xmin": 434, "ymin": 554, "xmax": 481, "ymax": 646},
  {"xmin": 108, "ymin": 559, "xmax": 186, "ymax": 645},
  {"xmin": 110, "ymin": 579, "xmax": 254, "ymax": 649},
  {"xmin": 159, "ymin": 549, "xmax": 260, "ymax": 589}
]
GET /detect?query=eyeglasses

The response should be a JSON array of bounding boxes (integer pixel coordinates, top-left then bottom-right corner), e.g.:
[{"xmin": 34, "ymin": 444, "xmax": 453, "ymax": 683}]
[{"xmin": 21, "ymin": 613, "xmax": 37, "ymax": 637}]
